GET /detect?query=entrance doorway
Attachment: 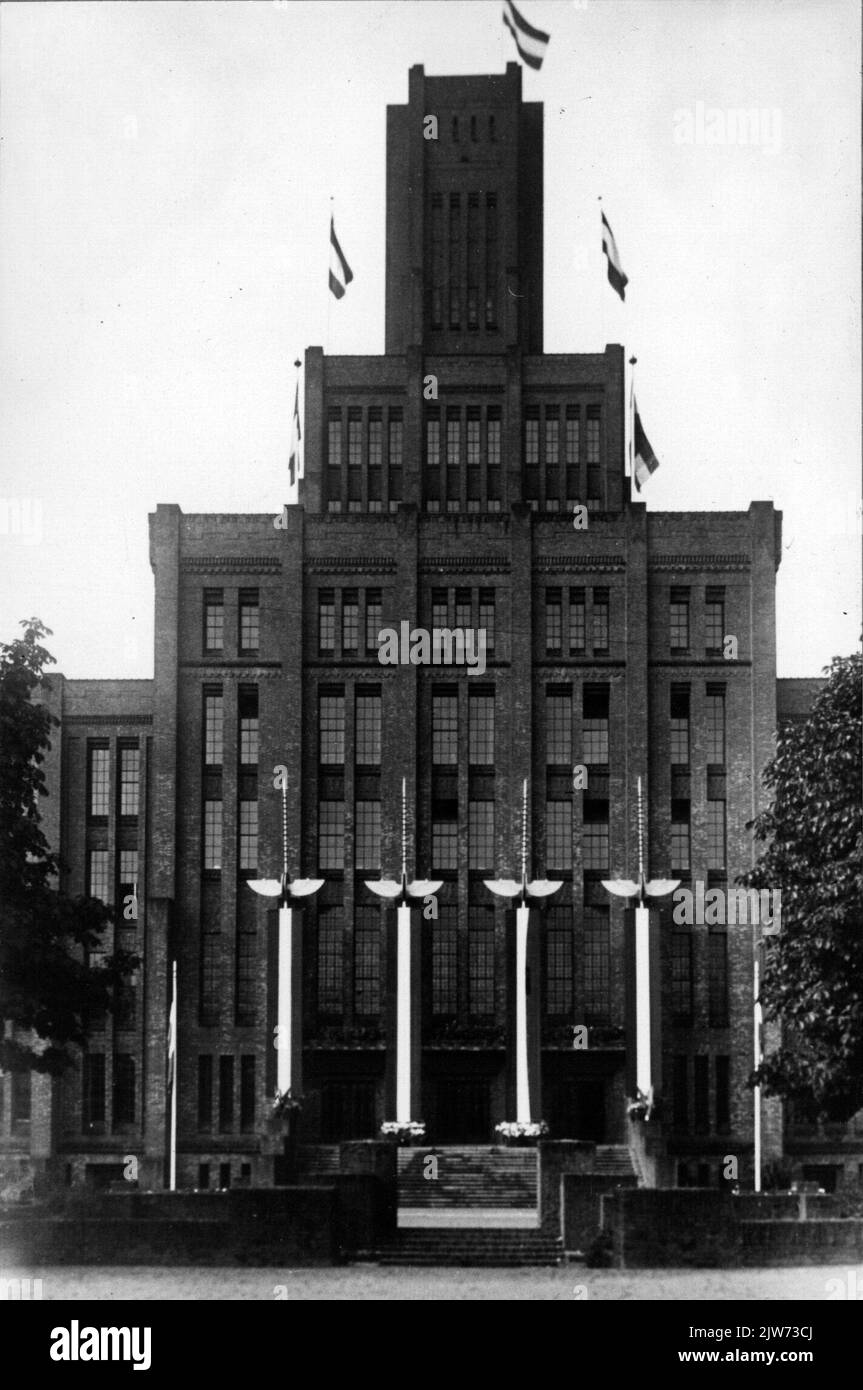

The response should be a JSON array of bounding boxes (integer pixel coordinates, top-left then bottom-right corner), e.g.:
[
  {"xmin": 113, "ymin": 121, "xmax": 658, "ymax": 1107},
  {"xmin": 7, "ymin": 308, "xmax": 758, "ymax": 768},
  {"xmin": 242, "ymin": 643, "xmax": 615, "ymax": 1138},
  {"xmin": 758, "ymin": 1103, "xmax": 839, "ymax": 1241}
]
[
  {"xmin": 320, "ymin": 1081, "xmax": 376, "ymax": 1141},
  {"xmin": 432, "ymin": 1080, "xmax": 491, "ymax": 1143},
  {"xmin": 546, "ymin": 1078, "xmax": 606, "ymax": 1140}
]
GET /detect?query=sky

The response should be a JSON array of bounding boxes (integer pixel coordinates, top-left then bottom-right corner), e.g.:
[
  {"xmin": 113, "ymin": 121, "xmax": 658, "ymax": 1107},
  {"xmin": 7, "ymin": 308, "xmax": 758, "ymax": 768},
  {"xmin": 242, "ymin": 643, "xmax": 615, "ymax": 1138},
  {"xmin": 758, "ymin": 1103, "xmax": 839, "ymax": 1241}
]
[{"xmin": 0, "ymin": 0, "xmax": 859, "ymax": 680}]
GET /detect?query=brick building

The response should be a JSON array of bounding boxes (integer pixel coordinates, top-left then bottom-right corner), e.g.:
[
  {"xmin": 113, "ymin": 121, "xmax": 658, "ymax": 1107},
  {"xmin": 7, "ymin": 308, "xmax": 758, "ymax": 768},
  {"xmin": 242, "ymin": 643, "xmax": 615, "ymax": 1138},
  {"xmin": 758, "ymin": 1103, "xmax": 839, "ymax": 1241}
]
[{"xmin": 3, "ymin": 64, "xmax": 849, "ymax": 1195}]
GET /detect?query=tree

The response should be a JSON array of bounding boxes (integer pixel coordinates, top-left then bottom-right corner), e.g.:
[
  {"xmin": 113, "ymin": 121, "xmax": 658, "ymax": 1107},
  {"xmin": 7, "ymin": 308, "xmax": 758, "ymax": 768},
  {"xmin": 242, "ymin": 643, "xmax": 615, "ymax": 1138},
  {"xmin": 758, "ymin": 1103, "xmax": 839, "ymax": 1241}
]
[
  {"xmin": 742, "ymin": 651, "xmax": 863, "ymax": 1120},
  {"xmin": 0, "ymin": 619, "xmax": 138, "ymax": 1074}
]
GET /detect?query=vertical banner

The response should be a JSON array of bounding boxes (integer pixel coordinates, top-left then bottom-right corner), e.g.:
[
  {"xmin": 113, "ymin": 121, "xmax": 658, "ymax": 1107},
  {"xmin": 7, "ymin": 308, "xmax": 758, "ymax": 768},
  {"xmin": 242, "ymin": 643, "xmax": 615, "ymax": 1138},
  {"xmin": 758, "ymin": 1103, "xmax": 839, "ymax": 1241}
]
[{"xmin": 623, "ymin": 907, "xmax": 663, "ymax": 1100}]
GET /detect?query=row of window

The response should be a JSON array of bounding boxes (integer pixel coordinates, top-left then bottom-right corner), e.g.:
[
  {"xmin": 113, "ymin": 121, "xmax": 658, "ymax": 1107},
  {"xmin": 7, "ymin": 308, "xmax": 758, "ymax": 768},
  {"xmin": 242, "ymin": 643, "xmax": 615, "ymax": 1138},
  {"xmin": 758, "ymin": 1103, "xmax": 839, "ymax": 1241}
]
[
  {"xmin": 544, "ymin": 589, "xmax": 610, "ymax": 656},
  {"xmin": 203, "ymin": 588, "xmax": 259, "ymax": 655},
  {"xmin": 672, "ymin": 1054, "xmax": 731, "ymax": 1134},
  {"xmin": 87, "ymin": 743, "xmax": 140, "ymax": 820},
  {"xmin": 81, "ymin": 1053, "xmax": 136, "ymax": 1129},
  {"xmin": 670, "ymin": 587, "xmax": 727, "ymax": 652},
  {"xmin": 197, "ymin": 1055, "xmax": 256, "ymax": 1133},
  {"xmin": 87, "ymin": 848, "xmax": 139, "ymax": 907},
  {"xmin": 671, "ymin": 925, "xmax": 730, "ymax": 1026},
  {"xmin": 671, "ymin": 801, "xmax": 727, "ymax": 871},
  {"xmin": 427, "ymin": 191, "xmax": 499, "ymax": 332},
  {"xmin": 202, "ymin": 799, "xmax": 258, "ymax": 872},
  {"xmin": 202, "ymin": 687, "xmax": 259, "ymax": 766}
]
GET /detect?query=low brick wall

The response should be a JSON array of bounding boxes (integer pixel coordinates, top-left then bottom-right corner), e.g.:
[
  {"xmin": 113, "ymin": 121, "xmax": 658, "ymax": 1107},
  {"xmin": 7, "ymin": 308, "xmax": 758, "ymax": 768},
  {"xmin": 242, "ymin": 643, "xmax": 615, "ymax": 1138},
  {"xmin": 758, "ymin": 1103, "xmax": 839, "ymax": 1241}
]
[
  {"xmin": 740, "ymin": 1219, "xmax": 863, "ymax": 1265},
  {"xmin": 562, "ymin": 1174, "xmax": 637, "ymax": 1253}
]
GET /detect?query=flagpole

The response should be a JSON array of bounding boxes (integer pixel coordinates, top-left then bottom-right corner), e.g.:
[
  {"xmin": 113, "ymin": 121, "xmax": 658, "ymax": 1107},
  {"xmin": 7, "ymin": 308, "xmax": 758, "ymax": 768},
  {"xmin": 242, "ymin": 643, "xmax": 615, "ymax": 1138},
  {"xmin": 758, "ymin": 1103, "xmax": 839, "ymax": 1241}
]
[
  {"xmin": 169, "ymin": 956, "xmax": 177, "ymax": 1191},
  {"xmin": 628, "ymin": 355, "xmax": 637, "ymax": 491},
  {"xmin": 598, "ymin": 197, "xmax": 606, "ymax": 352}
]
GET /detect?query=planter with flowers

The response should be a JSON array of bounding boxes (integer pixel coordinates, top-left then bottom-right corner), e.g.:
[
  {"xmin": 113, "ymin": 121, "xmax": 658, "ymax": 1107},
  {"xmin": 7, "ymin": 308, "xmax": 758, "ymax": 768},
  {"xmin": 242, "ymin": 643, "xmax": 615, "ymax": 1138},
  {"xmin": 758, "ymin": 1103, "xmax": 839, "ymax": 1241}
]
[
  {"xmin": 494, "ymin": 1121, "xmax": 549, "ymax": 1147},
  {"xmin": 380, "ymin": 1120, "xmax": 426, "ymax": 1147}
]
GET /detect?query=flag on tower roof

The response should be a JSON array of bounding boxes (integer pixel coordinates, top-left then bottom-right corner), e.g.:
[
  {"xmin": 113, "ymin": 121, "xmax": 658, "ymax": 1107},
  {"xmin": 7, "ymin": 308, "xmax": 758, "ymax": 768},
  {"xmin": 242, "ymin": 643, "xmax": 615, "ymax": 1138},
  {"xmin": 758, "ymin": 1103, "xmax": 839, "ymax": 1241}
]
[
  {"xmin": 633, "ymin": 398, "xmax": 661, "ymax": 490},
  {"xmin": 601, "ymin": 209, "xmax": 629, "ymax": 301},
  {"xmin": 329, "ymin": 216, "xmax": 353, "ymax": 299},
  {"xmin": 502, "ymin": 0, "xmax": 550, "ymax": 71},
  {"xmin": 288, "ymin": 380, "xmax": 301, "ymax": 487}
]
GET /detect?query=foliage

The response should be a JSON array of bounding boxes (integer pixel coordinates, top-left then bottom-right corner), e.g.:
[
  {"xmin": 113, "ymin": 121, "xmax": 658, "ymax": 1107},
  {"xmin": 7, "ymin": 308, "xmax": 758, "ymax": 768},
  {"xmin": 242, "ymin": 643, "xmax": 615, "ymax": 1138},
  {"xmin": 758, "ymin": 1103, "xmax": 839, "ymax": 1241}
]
[
  {"xmin": 742, "ymin": 651, "xmax": 863, "ymax": 1119},
  {"xmin": 0, "ymin": 620, "xmax": 138, "ymax": 1074}
]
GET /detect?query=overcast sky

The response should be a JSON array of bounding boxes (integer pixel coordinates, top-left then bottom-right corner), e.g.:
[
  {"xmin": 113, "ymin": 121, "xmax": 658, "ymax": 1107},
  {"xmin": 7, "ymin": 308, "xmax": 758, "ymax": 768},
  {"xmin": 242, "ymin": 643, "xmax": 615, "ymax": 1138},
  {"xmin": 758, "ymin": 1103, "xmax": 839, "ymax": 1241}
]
[{"xmin": 1, "ymin": 0, "xmax": 859, "ymax": 680}]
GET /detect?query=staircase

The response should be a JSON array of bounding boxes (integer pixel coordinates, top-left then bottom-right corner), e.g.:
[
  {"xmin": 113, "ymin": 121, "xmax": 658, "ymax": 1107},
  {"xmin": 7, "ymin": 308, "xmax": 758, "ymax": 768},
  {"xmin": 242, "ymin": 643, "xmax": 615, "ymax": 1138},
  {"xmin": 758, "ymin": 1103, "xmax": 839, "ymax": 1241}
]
[
  {"xmin": 397, "ymin": 1146, "xmax": 538, "ymax": 1209},
  {"xmin": 372, "ymin": 1227, "xmax": 564, "ymax": 1266},
  {"xmin": 296, "ymin": 1145, "xmax": 341, "ymax": 1177},
  {"xmin": 593, "ymin": 1145, "xmax": 639, "ymax": 1181}
]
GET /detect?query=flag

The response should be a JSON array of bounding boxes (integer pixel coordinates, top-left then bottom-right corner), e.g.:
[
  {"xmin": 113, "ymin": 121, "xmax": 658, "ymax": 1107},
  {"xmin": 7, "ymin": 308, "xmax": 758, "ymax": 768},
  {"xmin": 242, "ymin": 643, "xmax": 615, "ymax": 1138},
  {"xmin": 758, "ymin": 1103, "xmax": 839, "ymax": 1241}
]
[
  {"xmin": 288, "ymin": 380, "xmax": 301, "ymax": 486},
  {"xmin": 502, "ymin": 0, "xmax": 550, "ymax": 71},
  {"xmin": 166, "ymin": 969, "xmax": 177, "ymax": 1093},
  {"xmin": 633, "ymin": 398, "xmax": 660, "ymax": 490},
  {"xmin": 601, "ymin": 209, "xmax": 628, "ymax": 301},
  {"xmin": 329, "ymin": 216, "xmax": 353, "ymax": 299}
]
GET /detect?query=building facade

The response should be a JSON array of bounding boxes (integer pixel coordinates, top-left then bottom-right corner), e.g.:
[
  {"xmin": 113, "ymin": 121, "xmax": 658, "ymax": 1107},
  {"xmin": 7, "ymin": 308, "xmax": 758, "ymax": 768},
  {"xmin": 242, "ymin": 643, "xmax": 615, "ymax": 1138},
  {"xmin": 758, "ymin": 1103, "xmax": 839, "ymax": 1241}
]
[{"xmin": 3, "ymin": 64, "xmax": 849, "ymax": 1195}]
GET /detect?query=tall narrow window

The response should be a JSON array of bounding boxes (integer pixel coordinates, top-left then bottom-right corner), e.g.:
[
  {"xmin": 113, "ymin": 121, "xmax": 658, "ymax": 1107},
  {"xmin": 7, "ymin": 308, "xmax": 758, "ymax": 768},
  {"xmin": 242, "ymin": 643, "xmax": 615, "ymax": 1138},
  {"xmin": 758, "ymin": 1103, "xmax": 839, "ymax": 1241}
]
[
  {"xmin": 592, "ymin": 588, "xmax": 609, "ymax": 651},
  {"xmin": 546, "ymin": 689, "xmax": 572, "ymax": 764},
  {"xmin": 671, "ymin": 930, "xmax": 693, "ymax": 1023},
  {"xmin": 238, "ymin": 686, "xmax": 259, "ymax": 765},
  {"xmin": 545, "ymin": 907, "xmax": 573, "ymax": 1015},
  {"xmin": 204, "ymin": 800, "xmax": 223, "ymax": 871},
  {"xmin": 119, "ymin": 745, "xmax": 140, "ymax": 817},
  {"xmin": 524, "ymin": 409, "xmax": 540, "ymax": 505},
  {"xmin": 430, "ymin": 194, "xmax": 444, "ymax": 329},
  {"xmin": 238, "ymin": 800, "xmax": 258, "ymax": 871},
  {"xmin": 583, "ymin": 802, "xmax": 609, "ymax": 870},
  {"xmin": 486, "ymin": 408, "xmax": 501, "ymax": 506},
  {"xmin": 355, "ymin": 800, "xmax": 381, "ymax": 871},
  {"xmin": 347, "ymin": 410, "xmax": 362, "ymax": 511},
  {"xmin": 354, "ymin": 907, "xmax": 382, "ymax": 1016},
  {"xmin": 545, "ymin": 408, "xmax": 560, "ymax": 507},
  {"xmin": 454, "ymin": 588, "xmax": 471, "ymax": 631},
  {"xmin": 708, "ymin": 930, "xmax": 729, "ymax": 1026},
  {"xmin": 200, "ymin": 882, "xmax": 221, "ymax": 1026},
  {"xmin": 11, "ymin": 1071, "xmax": 31, "ymax": 1123},
  {"xmin": 197, "ymin": 1055, "xmax": 213, "ymax": 1128},
  {"xmin": 706, "ymin": 800, "xmax": 726, "ymax": 870},
  {"xmin": 432, "ymin": 801, "xmax": 458, "ymax": 870},
  {"xmin": 565, "ymin": 407, "xmax": 580, "ymax": 503},
  {"xmin": 672, "ymin": 1055, "xmax": 689, "ymax": 1132},
  {"xmin": 432, "ymin": 691, "xmax": 458, "ymax": 765},
  {"xmin": 319, "ymin": 691, "xmax": 345, "ymax": 765},
  {"xmin": 82, "ymin": 1053, "xmax": 106, "ymax": 1128},
  {"xmin": 327, "ymin": 413, "xmax": 342, "ymax": 512},
  {"xmin": 468, "ymin": 801, "xmax": 495, "ymax": 869},
  {"xmin": 388, "ymin": 414, "xmax": 403, "ymax": 509},
  {"xmin": 367, "ymin": 411, "xmax": 383, "ymax": 512},
  {"xmin": 569, "ymin": 589, "xmax": 585, "ymax": 652},
  {"xmin": 583, "ymin": 907, "xmax": 610, "ymax": 1023},
  {"xmin": 236, "ymin": 918, "xmax": 257, "ymax": 1026},
  {"xmin": 485, "ymin": 192, "xmax": 498, "ymax": 329},
  {"xmin": 431, "ymin": 588, "xmax": 448, "ymax": 632},
  {"xmin": 204, "ymin": 690, "xmax": 223, "ymax": 766},
  {"xmin": 240, "ymin": 1056, "xmax": 256, "ymax": 1132},
  {"xmin": 342, "ymin": 590, "xmax": 359, "ymax": 653},
  {"xmin": 432, "ymin": 905, "xmax": 458, "ymax": 1016},
  {"xmin": 366, "ymin": 590, "xmax": 383, "ymax": 652},
  {"xmin": 355, "ymin": 689, "xmax": 382, "ymax": 765},
  {"xmin": 586, "ymin": 406, "xmax": 601, "ymax": 505},
  {"xmin": 239, "ymin": 589, "xmax": 259, "ymax": 652},
  {"xmin": 545, "ymin": 801, "xmax": 572, "ymax": 872},
  {"xmin": 318, "ymin": 802, "xmax": 345, "ymax": 870},
  {"xmin": 112, "ymin": 1055, "xmax": 135, "ymax": 1127},
  {"xmin": 118, "ymin": 849, "xmax": 139, "ymax": 908},
  {"xmin": 545, "ymin": 588, "xmax": 562, "ymax": 652},
  {"xmin": 318, "ymin": 591, "xmax": 336, "ymax": 654},
  {"xmin": 670, "ymin": 588, "xmax": 690, "ymax": 650},
  {"xmin": 705, "ymin": 686, "xmax": 726, "ymax": 765},
  {"xmin": 88, "ymin": 744, "xmax": 110, "ymax": 819},
  {"xmin": 694, "ymin": 1056, "xmax": 709, "ymax": 1133},
  {"xmin": 218, "ymin": 1056, "xmax": 234, "ymax": 1132},
  {"xmin": 715, "ymin": 1056, "xmax": 731, "ymax": 1132},
  {"xmin": 467, "ymin": 193, "xmax": 480, "ymax": 329},
  {"xmin": 448, "ymin": 193, "xmax": 461, "ymax": 329},
  {"xmin": 88, "ymin": 849, "xmax": 110, "ymax": 903},
  {"xmin": 466, "ymin": 408, "xmax": 481, "ymax": 508},
  {"xmin": 583, "ymin": 686, "xmax": 609, "ymax": 765},
  {"xmin": 670, "ymin": 800, "xmax": 690, "ymax": 871},
  {"xmin": 705, "ymin": 587, "xmax": 725, "ymax": 652},
  {"xmin": 317, "ymin": 909, "xmax": 343, "ymax": 1014},
  {"xmin": 204, "ymin": 590, "xmax": 224, "ymax": 652},
  {"xmin": 670, "ymin": 686, "xmax": 690, "ymax": 766},
  {"xmin": 468, "ymin": 691, "xmax": 495, "ymax": 765},
  {"xmin": 425, "ymin": 413, "xmax": 441, "ymax": 511},
  {"xmin": 479, "ymin": 589, "xmax": 496, "ymax": 653},
  {"xmin": 468, "ymin": 908, "xmax": 495, "ymax": 1015},
  {"xmin": 446, "ymin": 413, "xmax": 461, "ymax": 511}
]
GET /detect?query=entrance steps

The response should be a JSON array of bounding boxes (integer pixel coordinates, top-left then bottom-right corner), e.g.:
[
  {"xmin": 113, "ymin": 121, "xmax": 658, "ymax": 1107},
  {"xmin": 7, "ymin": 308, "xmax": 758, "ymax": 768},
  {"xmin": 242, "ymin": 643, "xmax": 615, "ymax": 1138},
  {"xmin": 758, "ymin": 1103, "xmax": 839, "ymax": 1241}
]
[
  {"xmin": 593, "ymin": 1145, "xmax": 639, "ymax": 1180},
  {"xmin": 397, "ymin": 1146, "xmax": 538, "ymax": 1209},
  {"xmin": 369, "ymin": 1227, "xmax": 564, "ymax": 1267}
]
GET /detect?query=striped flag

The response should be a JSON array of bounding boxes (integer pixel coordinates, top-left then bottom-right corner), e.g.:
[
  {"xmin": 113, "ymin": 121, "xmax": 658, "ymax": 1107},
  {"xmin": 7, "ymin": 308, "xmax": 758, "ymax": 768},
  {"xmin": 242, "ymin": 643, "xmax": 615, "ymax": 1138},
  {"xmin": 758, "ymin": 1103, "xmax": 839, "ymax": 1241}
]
[
  {"xmin": 601, "ymin": 209, "xmax": 628, "ymax": 301},
  {"xmin": 288, "ymin": 381, "xmax": 301, "ymax": 486},
  {"xmin": 166, "ymin": 971, "xmax": 177, "ymax": 1093},
  {"xmin": 502, "ymin": 0, "xmax": 550, "ymax": 71},
  {"xmin": 329, "ymin": 216, "xmax": 353, "ymax": 299},
  {"xmin": 633, "ymin": 398, "xmax": 660, "ymax": 490}
]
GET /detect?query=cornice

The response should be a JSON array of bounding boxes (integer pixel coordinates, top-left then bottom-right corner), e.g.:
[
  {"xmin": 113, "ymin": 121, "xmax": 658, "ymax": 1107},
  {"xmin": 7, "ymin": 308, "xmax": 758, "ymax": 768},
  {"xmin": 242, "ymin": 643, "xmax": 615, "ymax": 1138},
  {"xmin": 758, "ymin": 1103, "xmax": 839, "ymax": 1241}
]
[
  {"xmin": 180, "ymin": 557, "xmax": 282, "ymax": 574},
  {"xmin": 420, "ymin": 556, "xmax": 510, "ymax": 574},
  {"xmin": 63, "ymin": 715, "xmax": 153, "ymax": 726},
  {"xmin": 649, "ymin": 554, "xmax": 750, "ymax": 571},
  {"xmin": 534, "ymin": 556, "xmax": 625, "ymax": 572},
  {"xmin": 304, "ymin": 558, "xmax": 397, "ymax": 574}
]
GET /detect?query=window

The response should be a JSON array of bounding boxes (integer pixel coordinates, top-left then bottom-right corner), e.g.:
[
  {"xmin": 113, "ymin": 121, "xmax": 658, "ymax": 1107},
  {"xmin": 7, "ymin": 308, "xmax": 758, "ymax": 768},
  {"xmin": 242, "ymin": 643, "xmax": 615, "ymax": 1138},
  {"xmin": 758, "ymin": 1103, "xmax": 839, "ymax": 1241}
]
[
  {"xmin": 88, "ymin": 849, "xmax": 110, "ymax": 903},
  {"xmin": 525, "ymin": 409, "xmax": 540, "ymax": 504},
  {"xmin": 348, "ymin": 411, "xmax": 362, "ymax": 467},
  {"xmin": 317, "ymin": 909, "xmax": 343, "ymax": 1014},
  {"xmin": 11, "ymin": 1070, "xmax": 31, "ymax": 1123},
  {"xmin": 469, "ymin": 692, "xmax": 494, "ymax": 764},
  {"xmin": 583, "ymin": 686, "xmax": 609, "ymax": 765},
  {"xmin": 586, "ymin": 406, "xmax": 601, "ymax": 504},
  {"xmin": 468, "ymin": 801, "xmax": 494, "ymax": 869},
  {"xmin": 468, "ymin": 908, "xmax": 495, "ymax": 1015},
  {"xmin": 708, "ymin": 930, "xmax": 729, "ymax": 1026},
  {"xmin": 355, "ymin": 690, "xmax": 381, "ymax": 765},
  {"xmin": 240, "ymin": 1056, "xmax": 256, "ymax": 1132},
  {"xmin": 328, "ymin": 415, "xmax": 343, "ymax": 468},
  {"xmin": 82, "ymin": 1053, "xmax": 106, "ymax": 1128},
  {"xmin": 118, "ymin": 848, "xmax": 138, "ymax": 905},
  {"xmin": 715, "ymin": 1055, "xmax": 730, "ymax": 1132},
  {"xmin": 204, "ymin": 801, "xmax": 222, "ymax": 871},
  {"xmin": 706, "ymin": 800, "xmax": 726, "ymax": 869},
  {"xmin": 355, "ymin": 801, "xmax": 381, "ymax": 871},
  {"xmin": 218, "ymin": 1055, "xmax": 234, "ymax": 1132},
  {"xmin": 318, "ymin": 591, "xmax": 336, "ymax": 653},
  {"xmin": 569, "ymin": 589, "xmax": 585, "ymax": 651},
  {"xmin": 592, "ymin": 589, "xmax": 609, "ymax": 651},
  {"xmin": 389, "ymin": 415, "xmax": 403, "ymax": 506},
  {"xmin": 431, "ymin": 588, "xmax": 448, "ymax": 632},
  {"xmin": 546, "ymin": 801, "xmax": 572, "ymax": 872},
  {"xmin": 694, "ymin": 1055, "xmax": 709, "ymax": 1133},
  {"xmin": 545, "ymin": 589, "xmax": 562, "ymax": 652},
  {"xmin": 239, "ymin": 687, "xmax": 259, "ymax": 765},
  {"xmin": 432, "ymin": 692, "xmax": 458, "ymax": 765},
  {"xmin": 204, "ymin": 690, "xmax": 223, "ymax": 765},
  {"xmin": 239, "ymin": 801, "xmax": 258, "ymax": 871},
  {"xmin": 545, "ymin": 907, "xmax": 573, "ymax": 1015},
  {"xmin": 672, "ymin": 1055, "xmax": 688, "ymax": 1132},
  {"xmin": 239, "ymin": 589, "xmax": 259, "ymax": 651},
  {"xmin": 583, "ymin": 803, "xmax": 609, "ymax": 870},
  {"xmin": 485, "ymin": 193, "xmax": 498, "ymax": 329},
  {"xmin": 426, "ymin": 414, "xmax": 441, "ymax": 510},
  {"xmin": 88, "ymin": 744, "xmax": 110, "ymax": 818},
  {"xmin": 487, "ymin": 410, "xmax": 502, "ymax": 504},
  {"xmin": 366, "ymin": 590, "xmax": 383, "ymax": 651},
  {"xmin": 119, "ymin": 745, "xmax": 140, "ymax": 817},
  {"xmin": 448, "ymin": 194, "xmax": 461, "ymax": 327},
  {"xmin": 545, "ymin": 409, "xmax": 560, "ymax": 506},
  {"xmin": 432, "ymin": 803, "xmax": 458, "ymax": 870},
  {"xmin": 671, "ymin": 931, "xmax": 693, "ymax": 1022},
  {"xmin": 670, "ymin": 801, "xmax": 690, "ymax": 871},
  {"xmin": 318, "ymin": 802, "xmax": 345, "ymax": 870},
  {"xmin": 670, "ymin": 588, "xmax": 690, "ymax": 650},
  {"xmin": 319, "ymin": 691, "xmax": 345, "ymax": 765},
  {"xmin": 200, "ymin": 885, "xmax": 221, "ymax": 1026},
  {"xmin": 113, "ymin": 1055, "xmax": 135, "ymax": 1127},
  {"xmin": 430, "ymin": 194, "xmax": 444, "ymax": 329},
  {"xmin": 342, "ymin": 590, "xmax": 359, "ymax": 652},
  {"xmin": 197, "ymin": 1059, "xmax": 213, "ymax": 1128},
  {"xmin": 479, "ymin": 590, "xmax": 496, "ymax": 652},
  {"xmin": 354, "ymin": 908, "xmax": 382, "ymax": 1016},
  {"xmin": 705, "ymin": 686, "xmax": 726, "ymax": 765},
  {"xmin": 454, "ymin": 589, "xmax": 471, "ymax": 631},
  {"xmin": 432, "ymin": 906, "xmax": 458, "ymax": 1015},
  {"xmin": 236, "ymin": 912, "xmax": 257, "ymax": 1026},
  {"xmin": 565, "ymin": 407, "xmax": 580, "ymax": 501},
  {"xmin": 670, "ymin": 687, "xmax": 690, "ymax": 766},
  {"xmin": 705, "ymin": 587, "xmax": 725, "ymax": 651},
  {"xmin": 204, "ymin": 590, "xmax": 224, "ymax": 652},
  {"xmin": 546, "ymin": 689, "xmax": 572, "ymax": 764},
  {"xmin": 583, "ymin": 907, "xmax": 610, "ymax": 1023}
]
